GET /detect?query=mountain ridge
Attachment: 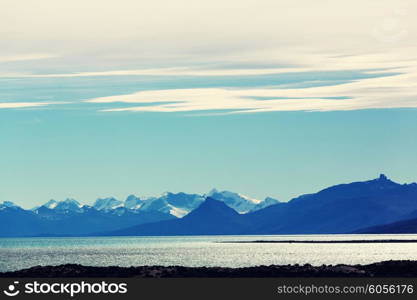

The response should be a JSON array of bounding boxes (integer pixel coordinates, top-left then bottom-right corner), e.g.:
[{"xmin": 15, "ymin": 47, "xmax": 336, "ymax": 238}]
[
  {"xmin": 103, "ymin": 197, "xmax": 249, "ymax": 236},
  {"xmin": 101, "ymin": 174, "xmax": 417, "ymax": 236},
  {"xmin": 25, "ymin": 189, "xmax": 278, "ymax": 218},
  {"xmin": 2, "ymin": 174, "xmax": 417, "ymax": 237}
]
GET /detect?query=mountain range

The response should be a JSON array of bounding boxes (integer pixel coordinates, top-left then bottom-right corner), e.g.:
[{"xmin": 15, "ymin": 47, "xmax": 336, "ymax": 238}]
[
  {"xmin": 1, "ymin": 174, "xmax": 417, "ymax": 237},
  {"xmin": 0, "ymin": 189, "xmax": 278, "ymax": 237}
]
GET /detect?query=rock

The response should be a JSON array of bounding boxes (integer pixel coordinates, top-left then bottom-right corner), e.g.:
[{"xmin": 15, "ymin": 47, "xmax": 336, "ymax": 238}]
[{"xmin": 2, "ymin": 260, "xmax": 417, "ymax": 277}]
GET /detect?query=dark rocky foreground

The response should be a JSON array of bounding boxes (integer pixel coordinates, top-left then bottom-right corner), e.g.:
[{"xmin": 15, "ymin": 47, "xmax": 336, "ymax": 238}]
[{"xmin": 2, "ymin": 261, "xmax": 417, "ymax": 278}]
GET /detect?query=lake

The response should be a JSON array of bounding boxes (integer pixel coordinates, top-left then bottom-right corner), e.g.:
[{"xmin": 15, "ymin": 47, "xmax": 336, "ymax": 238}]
[{"xmin": 1, "ymin": 234, "xmax": 417, "ymax": 272}]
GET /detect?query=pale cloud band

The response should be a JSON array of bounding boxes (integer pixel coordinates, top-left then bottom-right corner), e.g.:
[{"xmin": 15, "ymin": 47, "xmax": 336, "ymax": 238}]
[
  {"xmin": 1, "ymin": 49, "xmax": 413, "ymax": 79},
  {"xmin": 1, "ymin": 0, "xmax": 416, "ymax": 114},
  {"xmin": 3, "ymin": 49, "xmax": 417, "ymax": 114},
  {"xmin": 85, "ymin": 55, "xmax": 417, "ymax": 114},
  {"xmin": 0, "ymin": 102, "xmax": 54, "ymax": 109},
  {"xmin": 0, "ymin": 53, "xmax": 57, "ymax": 63}
]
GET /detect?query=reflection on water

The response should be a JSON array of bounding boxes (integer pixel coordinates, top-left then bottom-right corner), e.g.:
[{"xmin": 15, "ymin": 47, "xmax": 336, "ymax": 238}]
[{"xmin": 1, "ymin": 234, "xmax": 417, "ymax": 272}]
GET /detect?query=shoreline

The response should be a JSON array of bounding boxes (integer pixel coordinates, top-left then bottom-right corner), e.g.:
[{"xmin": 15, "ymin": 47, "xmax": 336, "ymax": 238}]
[{"xmin": 2, "ymin": 260, "xmax": 417, "ymax": 277}]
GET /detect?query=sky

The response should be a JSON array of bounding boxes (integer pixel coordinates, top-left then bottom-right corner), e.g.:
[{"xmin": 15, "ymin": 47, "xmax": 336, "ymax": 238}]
[{"xmin": 1, "ymin": 0, "xmax": 417, "ymax": 208}]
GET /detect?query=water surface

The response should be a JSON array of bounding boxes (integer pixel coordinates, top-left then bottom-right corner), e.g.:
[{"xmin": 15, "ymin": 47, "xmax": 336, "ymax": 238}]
[{"xmin": 1, "ymin": 234, "xmax": 417, "ymax": 272}]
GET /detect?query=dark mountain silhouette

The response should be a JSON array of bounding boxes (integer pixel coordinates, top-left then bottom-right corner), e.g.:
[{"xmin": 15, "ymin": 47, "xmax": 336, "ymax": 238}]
[
  {"xmin": 243, "ymin": 174, "xmax": 417, "ymax": 234},
  {"xmin": 105, "ymin": 197, "xmax": 248, "ymax": 236},
  {"xmin": 356, "ymin": 217, "xmax": 417, "ymax": 234},
  {"xmin": 0, "ymin": 206, "xmax": 43, "ymax": 237}
]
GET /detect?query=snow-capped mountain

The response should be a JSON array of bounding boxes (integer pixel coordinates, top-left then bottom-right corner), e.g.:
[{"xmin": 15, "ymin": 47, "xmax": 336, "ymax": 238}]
[
  {"xmin": 124, "ymin": 195, "xmax": 145, "ymax": 210},
  {"xmin": 206, "ymin": 189, "xmax": 279, "ymax": 213},
  {"xmin": 251, "ymin": 196, "xmax": 280, "ymax": 211},
  {"xmin": 3, "ymin": 189, "xmax": 280, "ymax": 237},
  {"xmin": 0, "ymin": 201, "xmax": 19, "ymax": 210},
  {"xmin": 34, "ymin": 198, "xmax": 84, "ymax": 213},
  {"xmin": 43, "ymin": 200, "xmax": 58, "ymax": 209},
  {"xmin": 120, "ymin": 189, "xmax": 278, "ymax": 217},
  {"xmin": 93, "ymin": 197, "xmax": 123, "ymax": 211},
  {"xmin": 31, "ymin": 189, "xmax": 279, "ymax": 218},
  {"xmin": 139, "ymin": 192, "xmax": 205, "ymax": 217},
  {"xmin": 2, "ymin": 200, "xmax": 175, "ymax": 237}
]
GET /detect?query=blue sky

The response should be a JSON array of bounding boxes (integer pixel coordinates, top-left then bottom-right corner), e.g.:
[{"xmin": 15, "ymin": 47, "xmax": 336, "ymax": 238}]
[{"xmin": 1, "ymin": 0, "xmax": 417, "ymax": 207}]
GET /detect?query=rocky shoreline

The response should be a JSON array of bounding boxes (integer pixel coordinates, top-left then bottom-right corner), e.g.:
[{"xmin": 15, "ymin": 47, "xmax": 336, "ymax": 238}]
[{"xmin": 2, "ymin": 260, "xmax": 417, "ymax": 277}]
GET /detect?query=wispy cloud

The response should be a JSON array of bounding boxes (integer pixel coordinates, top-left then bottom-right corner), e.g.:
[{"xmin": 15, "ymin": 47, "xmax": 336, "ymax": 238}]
[
  {"xmin": 1, "ymin": 0, "xmax": 416, "ymax": 79},
  {"xmin": 1, "ymin": 50, "xmax": 412, "ymax": 78},
  {"xmin": 0, "ymin": 102, "xmax": 56, "ymax": 109},
  {"xmin": 0, "ymin": 67, "xmax": 300, "ymax": 78},
  {"xmin": 0, "ymin": 53, "xmax": 57, "ymax": 63},
  {"xmin": 84, "ymin": 50, "xmax": 417, "ymax": 114},
  {"xmin": 2, "ymin": 0, "xmax": 416, "ymax": 114}
]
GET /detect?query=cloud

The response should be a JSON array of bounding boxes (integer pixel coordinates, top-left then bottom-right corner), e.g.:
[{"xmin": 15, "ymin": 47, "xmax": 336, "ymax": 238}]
[
  {"xmin": 0, "ymin": 54, "xmax": 57, "ymax": 63},
  {"xmin": 1, "ymin": 0, "xmax": 416, "ymax": 77},
  {"xmin": 0, "ymin": 67, "xmax": 302, "ymax": 78},
  {"xmin": 1, "ymin": 0, "xmax": 416, "ymax": 114},
  {"xmin": 88, "ymin": 79, "xmax": 417, "ymax": 113},
  {"xmin": 0, "ymin": 102, "xmax": 55, "ymax": 109},
  {"xmin": 81, "ymin": 48, "xmax": 417, "ymax": 114},
  {"xmin": 1, "ymin": 49, "xmax": 412, "ymax": 78}
]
